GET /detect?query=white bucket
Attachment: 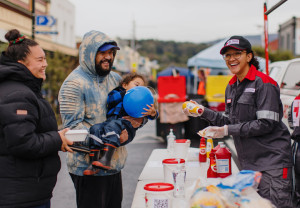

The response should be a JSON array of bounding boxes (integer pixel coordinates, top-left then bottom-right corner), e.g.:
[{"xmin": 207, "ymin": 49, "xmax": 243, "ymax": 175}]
[
  {"xmin": 173, "ymin": 139, "xmax": 191, "ymax": 160},
  {"xmin": 162, "ymin": 158, "xmax": 185, "ymax": 184},
  {"xmin": 144, "ymin": 183, "xmax": 174, "ymax": 208}
]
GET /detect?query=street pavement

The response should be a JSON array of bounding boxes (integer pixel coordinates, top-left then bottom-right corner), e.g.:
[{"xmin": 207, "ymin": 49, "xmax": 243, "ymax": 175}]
[{"xmin": 51, "ymin": 120, "xmax": 166, "ymax": 208}]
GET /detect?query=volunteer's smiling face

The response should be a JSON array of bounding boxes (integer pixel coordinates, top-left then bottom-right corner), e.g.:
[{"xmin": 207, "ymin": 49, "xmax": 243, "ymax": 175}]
[
  {"xmin": 223, "ymin": 48, "xmax": 252, "ymax": 79},
  {"xmin": 18, "ymin": 45, "xmax": 47, "ymax": 80},
  {"xmin": 95, "ymin": 49, "xmax": 115, "ymax": 76}
]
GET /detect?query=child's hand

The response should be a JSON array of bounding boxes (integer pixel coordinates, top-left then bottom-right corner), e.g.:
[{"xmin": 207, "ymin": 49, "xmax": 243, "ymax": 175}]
[{"xmin": 142, "ymin": 104, "xmax": 156, "ymax": 117}]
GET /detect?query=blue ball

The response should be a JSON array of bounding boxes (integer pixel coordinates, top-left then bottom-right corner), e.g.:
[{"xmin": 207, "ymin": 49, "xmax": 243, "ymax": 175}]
[{"xmin": 123, "ymin": 86, "xmax": 154, "ymax": 118}]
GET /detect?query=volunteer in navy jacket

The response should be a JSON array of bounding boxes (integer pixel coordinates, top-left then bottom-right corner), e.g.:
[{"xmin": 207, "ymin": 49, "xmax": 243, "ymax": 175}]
[
  {"xmin": 0, "ymin": 29, "xmax": 73, "ymax": 208},
  {"xmin": 183, "ymin": 36, "xmax": 293, "ymax": 208}
]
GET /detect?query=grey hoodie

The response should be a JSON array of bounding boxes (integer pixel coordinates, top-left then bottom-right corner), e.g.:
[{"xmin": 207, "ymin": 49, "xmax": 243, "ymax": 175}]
[{"xmin": 59, "ymin": 30, "xmax": 126, "ymax": 176}]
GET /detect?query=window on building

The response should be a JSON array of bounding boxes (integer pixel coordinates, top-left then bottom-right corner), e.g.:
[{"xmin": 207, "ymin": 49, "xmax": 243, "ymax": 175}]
[{"xmin": 287, "ymin": 33, "xmax": 290, "ymax": 50}]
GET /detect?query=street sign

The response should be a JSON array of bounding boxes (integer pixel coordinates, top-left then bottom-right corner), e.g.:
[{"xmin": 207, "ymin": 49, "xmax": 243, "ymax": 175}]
[
  {"xmin": 36, "ymin": 15, "xmax": 56, "ymax": 27},
  {"xmin": 35, "ymin": 31, "xmax": 59, "ymax": 35}
]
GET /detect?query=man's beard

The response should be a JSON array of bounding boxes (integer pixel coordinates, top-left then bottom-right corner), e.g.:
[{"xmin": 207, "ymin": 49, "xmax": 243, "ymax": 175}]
[{"xmin": 95, "ymin": 59, "xmax": 113, "ymax": 76}]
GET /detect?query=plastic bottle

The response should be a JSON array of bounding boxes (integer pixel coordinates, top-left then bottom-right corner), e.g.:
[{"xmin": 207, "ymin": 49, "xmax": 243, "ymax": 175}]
[
  {"xmin": 213, "ymin": 141, "xmax": 223, "ymax": 153},
  {"xmin": 199, "ymin": 137, "xmax": 207, "ymax": 163},
  {"xmin": 213, "ymin": 141, "xmax": 231, "ymax": 154},
  {"xmin": 215, "ymin": 143, "xmax": 232, "ymax": 178},
  {"xmin": 167, "ymin": 129, "xmax": 176, "ymax": 154},
  {"xmin": 207, "ymin": 152, "xmax": 218, "ymax": 178},
  {"xmin": 206, "ymin": 138, "xmax": 214, "ymax": 158},
  {"xmin": 172, "ymin": 163, "xmax": 186, "ymax": 198},
  {"xmin": 182, "ymin": 101, "xmax": 203, "ymax": 115}
]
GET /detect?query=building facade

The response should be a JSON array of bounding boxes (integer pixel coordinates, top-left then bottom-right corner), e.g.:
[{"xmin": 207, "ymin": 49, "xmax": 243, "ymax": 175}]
[
  {"xmin": 278, "ymin": 16, "xmax": 300, "ymax": 56},
  {"xmin": 0, "ymin": 0, "xmax": 77, "ymax": 56}
]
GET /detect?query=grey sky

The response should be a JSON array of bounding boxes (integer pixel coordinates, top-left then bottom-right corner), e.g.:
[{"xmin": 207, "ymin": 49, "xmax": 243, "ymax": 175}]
[{"xmin": 68, "ymin": 0, "xmax": 300, "ymax": 43}]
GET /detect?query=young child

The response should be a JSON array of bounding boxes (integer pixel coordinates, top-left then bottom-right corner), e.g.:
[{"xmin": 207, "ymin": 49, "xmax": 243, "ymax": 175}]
[{"xmin": 84, "ymin": 73, "xmax": 158, "ymax": 175}]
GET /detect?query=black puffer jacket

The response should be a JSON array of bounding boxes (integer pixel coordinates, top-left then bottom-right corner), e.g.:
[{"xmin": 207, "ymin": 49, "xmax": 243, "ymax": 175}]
[{"xmin": 0, "ymin": 52, "xmax": 62, "ymax": 208}]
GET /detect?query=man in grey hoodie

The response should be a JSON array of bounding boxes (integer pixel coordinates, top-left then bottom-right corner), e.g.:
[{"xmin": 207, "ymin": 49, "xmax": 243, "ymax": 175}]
[{"xmin": 59, "ymin": 30, "xmax": 142, "ymax": 208}]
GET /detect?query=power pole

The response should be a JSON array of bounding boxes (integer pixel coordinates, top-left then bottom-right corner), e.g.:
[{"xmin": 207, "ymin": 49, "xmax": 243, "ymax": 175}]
[
  {"xmin": 31, "ymin": 0, "xmax": 35, "ymax": 40},
  {"xmin": 263, "ymin": 0, "xmax": 288, "ymax": 75},
  {"xmin": 131, "ymin": 19, "xmax": 136, "ymax": 51}
]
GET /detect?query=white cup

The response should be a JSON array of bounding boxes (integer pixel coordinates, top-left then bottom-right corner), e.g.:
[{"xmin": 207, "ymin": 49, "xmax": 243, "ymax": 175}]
[{"xmin": 173, "ymin": 139, "xmax": 191, "ymax": 160}]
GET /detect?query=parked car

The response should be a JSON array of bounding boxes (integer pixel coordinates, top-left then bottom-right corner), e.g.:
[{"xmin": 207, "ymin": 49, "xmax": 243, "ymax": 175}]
[{"xmin": 269, "ymin": 58, "xmax": 300, "ymax": 131}]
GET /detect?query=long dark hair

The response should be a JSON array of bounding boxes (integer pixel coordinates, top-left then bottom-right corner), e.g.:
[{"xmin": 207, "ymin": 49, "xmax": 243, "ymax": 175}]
[
  {"xmin": 246, "ymin": 49, "xmax": 260, "ymax": 70},
  {"xmin": 5, "ymin": 29, "xmax": 38, "ymax": 62}
]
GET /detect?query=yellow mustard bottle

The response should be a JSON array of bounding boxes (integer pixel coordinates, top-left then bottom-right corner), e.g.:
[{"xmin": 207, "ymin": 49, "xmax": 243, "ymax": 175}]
[
  {"xmin": 206, "ymin": 138, "xmax": 214, "ymax": 158},
  {"xmin": 182, "ymin": 101, "xmax": 202, "ymax": 114}
]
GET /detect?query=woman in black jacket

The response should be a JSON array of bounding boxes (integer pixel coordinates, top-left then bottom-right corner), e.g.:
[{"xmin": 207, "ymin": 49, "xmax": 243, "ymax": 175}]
[{"xmin": 0, "ymin": 29, "xmax": 73, "ymax": 208}]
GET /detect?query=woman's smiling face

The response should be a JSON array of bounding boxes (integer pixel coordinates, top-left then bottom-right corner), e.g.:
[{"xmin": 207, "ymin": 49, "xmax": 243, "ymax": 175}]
[{"xmin": 224, "ymin": 48, "xmax": 252, "ymax": 80}]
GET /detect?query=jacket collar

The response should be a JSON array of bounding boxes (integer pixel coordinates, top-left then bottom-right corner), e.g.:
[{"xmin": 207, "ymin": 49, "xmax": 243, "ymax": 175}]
[{"xmin": 229, "ymin": 65, "xmax": 257, "ymax": 85}]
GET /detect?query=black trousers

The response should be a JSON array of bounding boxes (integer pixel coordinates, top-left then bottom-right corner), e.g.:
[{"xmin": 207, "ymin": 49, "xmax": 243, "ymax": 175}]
[
  {"xmin": 258, "ymin": 167, "xmax": 293, "ymax": 208},
  {"xmin": 70, "ymin": 172, "xmax": 123, "ymax": 208},
  {"xmin": 294, "ymin": 142, "xmax": 300, "ymax": 208}
]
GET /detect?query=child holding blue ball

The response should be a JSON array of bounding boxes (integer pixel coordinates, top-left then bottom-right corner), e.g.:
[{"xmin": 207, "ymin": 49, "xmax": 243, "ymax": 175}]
[{"xmin": 84, "ymin": 73, "xmax": 158, "ymax": 175}]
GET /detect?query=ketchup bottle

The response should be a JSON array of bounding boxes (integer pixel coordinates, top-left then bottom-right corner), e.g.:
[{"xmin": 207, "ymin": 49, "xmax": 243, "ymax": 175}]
[
  {"xmin": 199, "ymin": 137, "xmax": 206, "ymax": 163},
  {"xmin": 213, "ymin": 141, "xmax": 230, "ymax": 153},
  {"xmin": 215, "ymin": 143, "xmax": 231, "ymax": 178},
  {"xmin": 207, "ymin": 152, "xmax": 218, "ymax": 178}
]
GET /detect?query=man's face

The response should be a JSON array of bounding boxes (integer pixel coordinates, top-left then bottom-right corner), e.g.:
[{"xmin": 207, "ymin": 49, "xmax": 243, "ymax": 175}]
[{"xmin": 95, "ymin": 49, "xmax": 115, "ymax": 76}]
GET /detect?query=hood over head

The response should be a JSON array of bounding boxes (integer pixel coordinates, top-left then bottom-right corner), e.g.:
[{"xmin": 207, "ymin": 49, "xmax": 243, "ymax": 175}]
[{"xmin": 79, "ymin": 30, "xmax": 119, "ymax": 76}]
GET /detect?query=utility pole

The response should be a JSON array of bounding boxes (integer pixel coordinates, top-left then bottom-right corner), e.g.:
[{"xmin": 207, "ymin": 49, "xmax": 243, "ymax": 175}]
[
  {"xmin": 263, "ymin": 0, "xmax": 288, "ymax": 75},
  {"xmin": 131, "ymin": 19, "xmax": 136, "ymax": 51},
  {"xmin": 264, "ymin": 3, "xmax": 269, "ymax": 75},
  {"xmin": 31, "ymin": 0, "xmax": 35, "ymax": 40}
]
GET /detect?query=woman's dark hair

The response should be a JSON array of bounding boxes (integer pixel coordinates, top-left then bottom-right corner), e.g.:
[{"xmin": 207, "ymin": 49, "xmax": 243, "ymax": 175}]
[
  {"xmin": 5, "ymin": 29, "xmax": 38, "ymax": 62},
  {"xmin": 120, "ymin": 72, "xmax": 148, "ymax": 86},
  {"xmin": 246, "ymin": 49, "xmax": 260, "ymax": 70}
]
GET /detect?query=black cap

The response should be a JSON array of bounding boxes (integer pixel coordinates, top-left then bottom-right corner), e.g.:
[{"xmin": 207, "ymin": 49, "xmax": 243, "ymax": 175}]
[{"xmin": 220, "ymin": 36, "xmax": 252, "ymax": 54}]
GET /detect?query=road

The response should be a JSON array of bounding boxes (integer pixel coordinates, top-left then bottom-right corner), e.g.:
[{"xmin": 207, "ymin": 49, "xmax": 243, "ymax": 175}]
[{"xmin": 51, "ymin": 120, "xmax": 166, "ymax": 208}]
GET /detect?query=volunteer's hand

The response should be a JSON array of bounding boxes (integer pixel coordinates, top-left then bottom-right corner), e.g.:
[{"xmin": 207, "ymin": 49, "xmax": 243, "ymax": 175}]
[
  {"xmin": 59, "ymin": 128, "xmax": 74, "ymax": 153},
  {"xmin": 120, "ymin": 129, "xmax": 128, "ymax": 144},
  {"xmin": 200, "ymin": 125, "xmax": 228, "ymax": 138},
  {"xmin": 123, "ymin": 116, "xmax": 143, "ymax": 128},
  {"xmin": 182, "ymin": 100, "xmax": 204, "ymax": 117}
]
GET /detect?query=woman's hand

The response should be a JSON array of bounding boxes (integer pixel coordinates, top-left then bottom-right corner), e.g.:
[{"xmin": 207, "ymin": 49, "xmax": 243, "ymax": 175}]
[
  {"xmin": 123, "ymin": 116, "xmax": 143, "ymax": 128},
  {"xmin": 58, "ymin": 128, "xmax": 74, "ymax": 152},
  {"xmin": 120, "ymin": 129, "xmax": 128, "ymax": 144}
]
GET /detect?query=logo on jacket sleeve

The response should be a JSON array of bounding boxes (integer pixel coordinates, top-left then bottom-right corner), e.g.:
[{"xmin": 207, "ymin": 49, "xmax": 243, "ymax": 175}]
[{"xmin": 16, "ymin": 109, "xmax": 28, "ymax": 115}]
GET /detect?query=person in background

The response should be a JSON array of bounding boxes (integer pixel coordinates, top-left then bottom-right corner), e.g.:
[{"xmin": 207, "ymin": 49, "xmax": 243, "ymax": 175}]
[
  {"xmin": 197, "ymin": 68, "xmax": 206, "ymax": 96},
  {"xmin": 84, "ymin": 72, "xmax": 158, "ymax": 175},
  {"xmin": 288, "ymin": 94, "xmax": 300, "ymax": 207},
  {"xmin": 183, "ymin": 36, "xmax": 293, "ymax": 208},
  {"xmin": 58, "ymin": 30, "xmax": 143, "ymax": 208},
  {"xmin": 0, "ymin": 29, "xmax": 73, "ymax": 208}
]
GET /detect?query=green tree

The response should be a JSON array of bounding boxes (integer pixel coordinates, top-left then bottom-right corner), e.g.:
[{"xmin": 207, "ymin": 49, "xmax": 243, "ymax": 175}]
[
  {"xmin": 43, "ymin": 51, "xmax": 78, "ymax": 124},
  {"xmin": 252, "ymin": 46, "xmax": 294, "ymax": 62}
]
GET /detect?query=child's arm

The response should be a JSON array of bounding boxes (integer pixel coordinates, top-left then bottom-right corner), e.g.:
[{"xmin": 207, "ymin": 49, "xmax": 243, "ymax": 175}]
[{"xmin": 142, "ymin": 104, "xmax": 159, "ymax": 120}]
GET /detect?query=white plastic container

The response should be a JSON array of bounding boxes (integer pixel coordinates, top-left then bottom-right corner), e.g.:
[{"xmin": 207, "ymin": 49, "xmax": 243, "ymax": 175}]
[
  {"xmin": 144, "ymin": 183, "xmax": 174, "ymax": 208},
  {"xmin": 162, "ymin": 158, "xmax": 185, "ymax": 184},
  {"xmin": 65, "ymin": 129, "xmax": 88, "ymax": 142},
  {"xmin": 173, "ymin": 139, "xmax": 191, "ymax": 160}
]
